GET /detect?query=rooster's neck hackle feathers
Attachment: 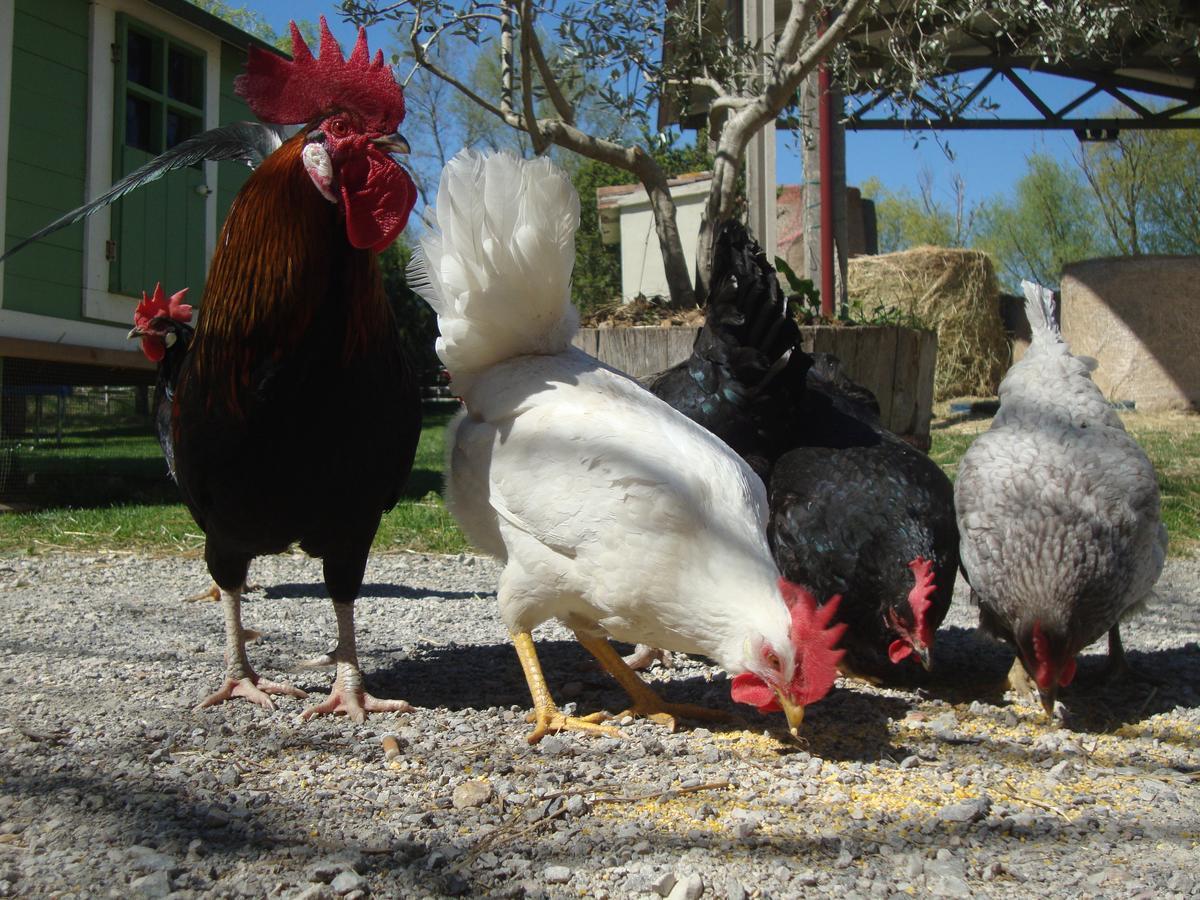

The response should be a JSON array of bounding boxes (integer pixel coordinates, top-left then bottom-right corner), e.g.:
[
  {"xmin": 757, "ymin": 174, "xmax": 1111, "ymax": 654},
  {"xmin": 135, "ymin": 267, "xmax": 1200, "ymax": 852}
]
[
  {"xmin": 409, "ymin": 150, "xmax": 581, "ymax": 385},
  {"xmin": 236, "ymin": 16, "xmax": 405, "ymax": 133},
  {"xmin": 188, "ymin": 133, "xmax": 388, "ymax": 406}
]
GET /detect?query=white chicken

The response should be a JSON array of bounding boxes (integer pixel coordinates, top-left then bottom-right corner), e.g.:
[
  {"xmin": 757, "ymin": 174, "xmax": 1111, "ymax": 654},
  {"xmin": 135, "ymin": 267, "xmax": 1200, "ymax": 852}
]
[
  {"xmin": 955, "ymin": 281, "xmax": 1167, "ymax": 715},
  {"xmin": 410, "ymin": 150, "xmax": 844, "ymax": 743}
]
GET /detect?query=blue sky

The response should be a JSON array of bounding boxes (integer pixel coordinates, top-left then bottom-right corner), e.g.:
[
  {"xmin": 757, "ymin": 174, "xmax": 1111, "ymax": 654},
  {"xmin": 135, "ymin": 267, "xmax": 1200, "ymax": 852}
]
[{"xmin": 250, "ymin": 2, "xmax": 1117, "ymax": 211}]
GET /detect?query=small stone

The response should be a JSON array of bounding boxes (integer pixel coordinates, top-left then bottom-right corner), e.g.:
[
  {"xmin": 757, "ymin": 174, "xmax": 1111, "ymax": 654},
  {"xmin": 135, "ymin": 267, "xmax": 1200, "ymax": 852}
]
[
  {"xmin": 291, "ymin": 887, "xmax": 335, "ymax": 900},
  {"xmin": 129, "ymin": 870, "xmax": 172, "ymax": 899},
  {"xmin": 539, "ymin": 736, "xmax": 569, "ymax": 756},
  {"xmin": 666, "ymin": 873, "xmax": 703, "ymax": 900},
  {"xmin": 452, "ymin": 780, "xmax": 493, "ymax": 809},
  {"xmin": 127, "ymin": 846, "xmax": 177, "ymax": 872},
  {"xmin": 219, "ymin": 766, "xmax": 240, "ymax": 787},
  {"xmin": 330, "ymin": 870, "xmax": 365, "ymax": 895},
  {"xmin": 724, "ymin": 876, "xmax": 747, "ymax": 900},
  {"xmin": 650, "ymin": 871, "xmax": 677, "ymax": 896},
  {"xmin": 543, "ymin": 865, "xmax": 572, "ymax": 884},
  {"xmin": 900, "ymin": 755, "xmax": 920, "ymax": 770},
  {"xmin": 937, "ymin": 797, "xmax": 991, "ymax": 824}
]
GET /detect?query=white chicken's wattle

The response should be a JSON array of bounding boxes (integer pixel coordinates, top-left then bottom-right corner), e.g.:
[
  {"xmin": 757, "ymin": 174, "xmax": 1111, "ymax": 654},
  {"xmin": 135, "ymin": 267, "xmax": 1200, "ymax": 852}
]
[{"xmin": 410, "ymin": 150, "xmax": 843, "ymax": 742}]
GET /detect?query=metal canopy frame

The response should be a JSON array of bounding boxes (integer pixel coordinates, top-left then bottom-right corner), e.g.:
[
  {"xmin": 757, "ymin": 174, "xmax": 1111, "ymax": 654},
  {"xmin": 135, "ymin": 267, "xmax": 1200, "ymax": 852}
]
[{"xmin": 845, "ymin": 64, "xmax": 1200, "ymax": 136}]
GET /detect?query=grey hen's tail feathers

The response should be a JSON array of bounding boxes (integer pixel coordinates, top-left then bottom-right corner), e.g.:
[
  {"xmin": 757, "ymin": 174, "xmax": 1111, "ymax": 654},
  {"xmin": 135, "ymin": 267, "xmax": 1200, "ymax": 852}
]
[{"xmin": 1021, "ymin": 280, "xmax": 1063, "ymax": 345}]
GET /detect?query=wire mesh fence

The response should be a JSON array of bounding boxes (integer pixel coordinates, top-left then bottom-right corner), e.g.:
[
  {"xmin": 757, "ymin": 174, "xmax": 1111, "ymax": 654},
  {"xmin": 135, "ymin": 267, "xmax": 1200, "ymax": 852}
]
[{"xmin": 0, "ymin": 356, "xmax": 176, "ymax": 509}]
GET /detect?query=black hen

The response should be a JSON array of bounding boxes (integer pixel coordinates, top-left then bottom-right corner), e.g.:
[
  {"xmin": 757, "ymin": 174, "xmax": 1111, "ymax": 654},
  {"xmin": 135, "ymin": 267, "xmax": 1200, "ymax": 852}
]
[
  {"xmin": 128, "ymin": 284, "xmax": 195, "ymax": 482},
  {"xmin": 650, "ymin": 221, "xmax": 958, "ymax": 680}
]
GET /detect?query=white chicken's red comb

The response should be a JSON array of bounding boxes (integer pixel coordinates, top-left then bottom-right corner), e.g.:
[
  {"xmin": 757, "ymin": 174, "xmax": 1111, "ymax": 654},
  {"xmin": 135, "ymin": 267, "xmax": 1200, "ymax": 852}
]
[
  {"xmin": 235, "ymin": 16, "xmax": 405, "ymax": 134},
  {"xmin": 781, "ymin": 578, "xmax": 846, "ymax": 706}
]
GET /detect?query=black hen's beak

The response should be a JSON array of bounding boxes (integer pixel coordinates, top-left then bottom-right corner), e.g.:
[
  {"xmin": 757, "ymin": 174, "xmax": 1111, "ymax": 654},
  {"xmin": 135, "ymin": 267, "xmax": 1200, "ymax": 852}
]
[
  {"xmin": 372, "ymin": 133, "xmax": 410, "ymax": 156},
  {"xmin": 127, "ymin": 327, "xmax": 143, "ymax": 340},
  {"xmin": 914, "ymin": 644, "xmax": 932, "ymax": 672},
  {"xmin": 1038, "ymin": 686, "xmax": 1059, "ymax": 719}
]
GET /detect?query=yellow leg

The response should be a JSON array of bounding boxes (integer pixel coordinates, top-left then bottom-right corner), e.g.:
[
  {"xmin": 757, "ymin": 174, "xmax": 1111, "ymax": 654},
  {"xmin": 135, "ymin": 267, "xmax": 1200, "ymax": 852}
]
[
  {"xmin": 573, "ymin": 631, "xmax": 730, "ymax": 732},
  {"xmin": 511, "ymin": 631, "xmax": 619, "ymax": 744}
]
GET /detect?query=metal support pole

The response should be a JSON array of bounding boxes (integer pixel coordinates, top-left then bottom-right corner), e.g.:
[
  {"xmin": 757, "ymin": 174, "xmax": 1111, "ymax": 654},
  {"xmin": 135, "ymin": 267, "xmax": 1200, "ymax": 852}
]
[{"xmin": 818, "ymin": 56, "xmax": 835, "ymax": 317}]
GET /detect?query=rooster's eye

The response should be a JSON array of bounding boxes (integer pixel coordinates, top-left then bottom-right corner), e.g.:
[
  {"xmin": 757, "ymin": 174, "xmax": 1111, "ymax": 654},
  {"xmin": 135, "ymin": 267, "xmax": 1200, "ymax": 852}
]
[
  {"xmin": 327, "ymin": 117, "xmax": 350, "ymax": 137},
  {"xmin": 765, "ymin": 650, "xmax": 780, "ymax": 670}
]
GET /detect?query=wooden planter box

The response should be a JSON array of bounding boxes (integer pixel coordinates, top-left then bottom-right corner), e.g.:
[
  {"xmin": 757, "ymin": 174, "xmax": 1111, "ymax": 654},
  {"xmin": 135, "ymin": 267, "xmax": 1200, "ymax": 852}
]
[{"xmin": 572, "ymin": 324, "xmax": 938, "ymax": 449}]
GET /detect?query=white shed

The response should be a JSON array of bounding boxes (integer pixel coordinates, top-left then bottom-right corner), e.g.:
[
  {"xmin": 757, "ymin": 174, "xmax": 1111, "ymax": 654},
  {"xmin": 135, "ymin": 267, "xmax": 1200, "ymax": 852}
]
[{"xmin": 596, "ymin": 172, "xmax": 711, "ymax": 303}]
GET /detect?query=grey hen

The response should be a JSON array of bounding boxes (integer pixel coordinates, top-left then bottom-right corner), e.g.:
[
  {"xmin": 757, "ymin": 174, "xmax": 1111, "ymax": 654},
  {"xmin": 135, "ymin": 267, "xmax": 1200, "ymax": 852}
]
[{"xmin": 955, "ymin": 281, "xmax": 1167, "ymax": 715}]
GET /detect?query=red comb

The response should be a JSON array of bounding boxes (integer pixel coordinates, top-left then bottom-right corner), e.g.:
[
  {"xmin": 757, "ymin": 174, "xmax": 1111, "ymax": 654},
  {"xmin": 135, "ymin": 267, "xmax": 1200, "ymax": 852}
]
[
  {"xmin": 1031, "ymin": 622, "xmax": 1076, "ymax": 691},
  {"xmin": 781, "ymin": 579, "xmax": 846, "ymax": 706},
  {"xmin": 235, "ymin": 17, "xmax": 405, "ymax": 133},
  {"xmin": 133, "ymin": 283, "xmax": 191, "ymax": 330},
  {"xmin": 907, "ymin": 557, "xmax": 936, "ymax": 647}
]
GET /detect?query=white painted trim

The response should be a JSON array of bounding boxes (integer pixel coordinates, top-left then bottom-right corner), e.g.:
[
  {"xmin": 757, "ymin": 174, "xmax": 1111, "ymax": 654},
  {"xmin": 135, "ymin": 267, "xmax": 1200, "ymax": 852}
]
[
  {"xmin": 81, "ymin": 0, "xmax": 223, "ymax": 326},
  {"xmin": 0, "ymin": 307, "xmax": 134, "ymax": 351},
  {"xmin": 0, "ymin": 0, "xmax": 16, "ymax": 309}
]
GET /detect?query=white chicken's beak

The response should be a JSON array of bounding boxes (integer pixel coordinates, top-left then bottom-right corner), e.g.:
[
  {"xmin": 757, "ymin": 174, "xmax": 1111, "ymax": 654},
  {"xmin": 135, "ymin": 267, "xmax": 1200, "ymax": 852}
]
[{"xmin": 774, "ymin": 689, "xmax": 804, "ymax": 737}]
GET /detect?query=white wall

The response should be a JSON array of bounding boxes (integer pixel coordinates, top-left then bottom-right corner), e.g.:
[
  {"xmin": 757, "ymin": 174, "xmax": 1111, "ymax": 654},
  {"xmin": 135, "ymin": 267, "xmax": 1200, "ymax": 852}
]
[{"xmin": 615, "ymin": 179, "xmax": 709, "ymax": 303}]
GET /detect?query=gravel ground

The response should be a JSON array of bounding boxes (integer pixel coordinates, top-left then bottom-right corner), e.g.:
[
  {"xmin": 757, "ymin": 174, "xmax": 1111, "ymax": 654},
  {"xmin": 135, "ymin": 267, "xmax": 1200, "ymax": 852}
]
[{"xmin": 0, "ymin": 550, "xmax": 1197, "ymax": 899}]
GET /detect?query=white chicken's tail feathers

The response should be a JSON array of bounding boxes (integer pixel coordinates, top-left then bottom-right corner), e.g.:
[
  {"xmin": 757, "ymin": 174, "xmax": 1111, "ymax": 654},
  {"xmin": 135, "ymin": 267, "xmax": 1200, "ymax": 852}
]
[
  {"xmin": 409, "ymin": 150, "xmax": 581, "ymax": 377},
  {"xmin": 1021, "ymin": 280, "xmax": 1063, "ymax": 346}
]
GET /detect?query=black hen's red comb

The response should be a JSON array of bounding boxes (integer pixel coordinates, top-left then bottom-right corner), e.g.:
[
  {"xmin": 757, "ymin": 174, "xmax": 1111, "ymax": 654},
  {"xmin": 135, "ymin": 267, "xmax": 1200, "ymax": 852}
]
[
  {"xmin": 235, "ymin": 16, "xmax": 405, "ymax": 134},
  {"xmin": 133, "ymin": 283, "xmax": 191, "ymax": 331}
]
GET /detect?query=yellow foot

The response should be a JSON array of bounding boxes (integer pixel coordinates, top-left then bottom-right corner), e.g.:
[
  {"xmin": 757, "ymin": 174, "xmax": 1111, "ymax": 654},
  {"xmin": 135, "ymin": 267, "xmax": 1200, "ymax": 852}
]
[
  {"xmin": 196, "ymin": 675, "xmax": 307, "ymax": 712},
  {"xmin": 1005, "ymin": 656, "xmax": 1037, "ymax": 698},
  {"xmin": 526, "ymin": 707, "xmax": 621, "ymax": 745},
  {"xmin": 301, "ymin": 690, "xmax": 413, "ymax": 724},
  {"xmin": 614, "ymin": 700, "xmax": 730, "ymax": 733},
  {"xmin": 183, "ymin": 583, "xmax": 221, "ymax": 603}
]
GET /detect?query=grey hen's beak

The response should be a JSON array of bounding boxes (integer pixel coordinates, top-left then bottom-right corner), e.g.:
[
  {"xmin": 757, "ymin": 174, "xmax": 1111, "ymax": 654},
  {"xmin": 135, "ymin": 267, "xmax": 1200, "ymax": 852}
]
[{"xmin": 372, "ymin": 133, "xmax": 411, "ymax": 156}]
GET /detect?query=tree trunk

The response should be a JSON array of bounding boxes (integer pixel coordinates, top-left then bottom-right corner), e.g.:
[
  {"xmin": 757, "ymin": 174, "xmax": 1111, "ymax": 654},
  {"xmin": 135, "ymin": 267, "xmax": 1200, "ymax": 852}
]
[{"xmin": 633, "ymin": 157, "xmax": 697, "ymax": 308}]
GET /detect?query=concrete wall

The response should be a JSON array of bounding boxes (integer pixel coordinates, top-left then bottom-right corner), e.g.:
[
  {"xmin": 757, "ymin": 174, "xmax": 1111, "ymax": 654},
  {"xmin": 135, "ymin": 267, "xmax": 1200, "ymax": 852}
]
[{"xmin": 1061, "ymin": 256, "xmax": 1200, "ymax": 411}]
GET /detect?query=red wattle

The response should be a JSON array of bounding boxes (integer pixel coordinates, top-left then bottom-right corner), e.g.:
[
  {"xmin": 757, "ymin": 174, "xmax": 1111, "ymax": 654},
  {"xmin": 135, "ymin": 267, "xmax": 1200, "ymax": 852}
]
[
  {"xmin": 888, "ymin": 639, "xmax": 913, "ymax": 664},
  {"xmin": 339, "ymin": 145, "xmax": 416, "ymax": 252},
  {"xmin": 141, "ymin": 335, "xmax": 166, "ymax": 363},
  {"xmin": 730, "ymin": 673, "xmax": 779, "ymax": 712}
]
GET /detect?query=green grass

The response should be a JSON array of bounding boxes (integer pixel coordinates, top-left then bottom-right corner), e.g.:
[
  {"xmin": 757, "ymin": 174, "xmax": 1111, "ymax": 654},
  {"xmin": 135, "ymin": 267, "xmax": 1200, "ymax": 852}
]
[
  {"xmin": 0, "ymin": 404, "xmax": 469, "ymax": 556},
  {"xmin": 2, "ymin": 406, "xmax": 1196, "ymax": 559}
]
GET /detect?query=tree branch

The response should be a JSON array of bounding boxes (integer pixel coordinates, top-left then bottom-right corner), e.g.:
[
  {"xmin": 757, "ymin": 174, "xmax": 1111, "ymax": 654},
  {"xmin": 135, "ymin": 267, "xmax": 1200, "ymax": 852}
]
[
  {"xmin": 518, "ymin": 0, "xmax": 548, "ymax": 152},
  {"xmin": 526, "ymin": 21, "xmax": 575, "ymax": 125}
]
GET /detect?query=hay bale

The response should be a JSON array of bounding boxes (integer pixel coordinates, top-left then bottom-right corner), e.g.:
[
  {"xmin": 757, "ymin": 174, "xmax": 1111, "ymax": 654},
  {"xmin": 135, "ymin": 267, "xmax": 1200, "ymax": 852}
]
[
  {"xmin": 1061, "ymin": 255, "xmax": 1200, "ymax": 411},
  {"xmin": 848, "ymin": 247, "xmax": 1007, "ymax": 400}
]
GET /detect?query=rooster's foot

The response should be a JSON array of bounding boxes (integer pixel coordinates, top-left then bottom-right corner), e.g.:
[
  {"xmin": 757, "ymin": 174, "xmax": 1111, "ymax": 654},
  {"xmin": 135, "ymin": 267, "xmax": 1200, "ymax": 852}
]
[
  {"xmin": 622, "ymin": 645, "xmax": 675, "ymax": 671},
  {"xmin": 301, "ymin": 689, "xmax": 412, "ymax": 724},
  {"xmin": 525, "ymin": 707, "xmax": 620, "ymax": 745},
  {"xmin": 197, "ymin": 675, "xmax": 307, "ymax": 712},
  {"xmin": 1005, "ymin": 656, "xmax": 1037, "ymax": 699},
  {"xmin": 1103, "ymin": 626, "xmax": 1163, "ymax": 686}
]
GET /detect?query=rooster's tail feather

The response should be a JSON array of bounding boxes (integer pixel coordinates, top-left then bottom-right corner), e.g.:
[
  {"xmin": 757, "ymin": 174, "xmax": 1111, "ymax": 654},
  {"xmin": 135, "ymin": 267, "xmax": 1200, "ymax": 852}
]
[{"xmin": 409, "ymin": 150, "xmax": 580, "ymax": 378}]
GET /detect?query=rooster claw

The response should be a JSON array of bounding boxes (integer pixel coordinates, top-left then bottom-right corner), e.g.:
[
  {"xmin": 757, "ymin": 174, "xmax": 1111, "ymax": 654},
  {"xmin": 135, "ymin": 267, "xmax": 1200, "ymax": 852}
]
[
  {"xmin": 197, "ymin": 675, "xmax": 307, "ymax": 712},
  {"xmin": 300, "ymin": 690, "xmax": 413, "ymax": 724}
]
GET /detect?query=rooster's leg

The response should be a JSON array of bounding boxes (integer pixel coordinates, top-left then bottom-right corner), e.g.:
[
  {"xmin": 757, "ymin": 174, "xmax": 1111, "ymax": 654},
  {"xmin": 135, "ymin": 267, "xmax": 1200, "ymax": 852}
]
[
  {"xmin": 1004, "ymin": 655, "xmax": 1038, "ymax": 700},
  {"xmin": 622, "ymin": 644, "xmax": 675, "ymax": 671},
  {"xmin": 574, "ymin": 631, "xmax": 729, "ymax": 732},
  {"xmin": 512, "ymin": 631, "xmax": 620, "ymax": 744},
  {"xmin": 1102, "ymin": 624, "xmax": 1163, "ymax": 686},
  {"xmin": 301, "ymin": 601, "xmax": 412, "ymax": 723},
  {"xmin": 196, "ymin": 585, "xmax": 307, "ymax": 711}
]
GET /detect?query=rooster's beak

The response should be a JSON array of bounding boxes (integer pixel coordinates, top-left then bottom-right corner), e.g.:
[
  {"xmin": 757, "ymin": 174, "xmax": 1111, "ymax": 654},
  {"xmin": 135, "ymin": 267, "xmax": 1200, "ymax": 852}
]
[
  {"xmin": 774, "ymin": 690, "xmax": 804, "ymax": 737},
  {"xmin": 372, "ymin": 133, "xmax": 410, "ymax": 156},
  {"xmin": 127, "ymin": 327, "xmax": 143, "ymax": 340}
]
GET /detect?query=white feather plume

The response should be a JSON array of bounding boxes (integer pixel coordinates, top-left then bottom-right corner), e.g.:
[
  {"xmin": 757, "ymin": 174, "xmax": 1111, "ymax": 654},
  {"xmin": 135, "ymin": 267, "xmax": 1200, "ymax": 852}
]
[{"xmin": 408, "ymin": 150, "xmax": 581, "ymax": 379}]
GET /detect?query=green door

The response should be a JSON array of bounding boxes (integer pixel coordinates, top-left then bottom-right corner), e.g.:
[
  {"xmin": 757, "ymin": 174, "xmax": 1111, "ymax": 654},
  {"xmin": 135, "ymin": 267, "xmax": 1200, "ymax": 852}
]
[{"xmin": 109, "ymin": 15, "xmax": 207, "ymax": 304}]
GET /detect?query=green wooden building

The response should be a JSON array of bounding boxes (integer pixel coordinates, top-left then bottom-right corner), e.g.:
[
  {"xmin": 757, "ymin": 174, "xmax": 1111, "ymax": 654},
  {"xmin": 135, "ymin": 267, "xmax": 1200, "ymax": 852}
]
[{"xmin": 0, "ymin": 0, "xmax": 278, "ymax": 375}]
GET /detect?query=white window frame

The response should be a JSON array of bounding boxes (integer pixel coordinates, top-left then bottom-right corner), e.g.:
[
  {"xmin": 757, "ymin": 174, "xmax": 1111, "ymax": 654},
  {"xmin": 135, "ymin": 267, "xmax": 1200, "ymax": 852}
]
[
  {"xmin": 0, "ymin": 0, "xmax": 16, "ymax": 311},
  {"xmin": 82, "ymin": 0, "xmax": 221, "ymax": 325}
]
